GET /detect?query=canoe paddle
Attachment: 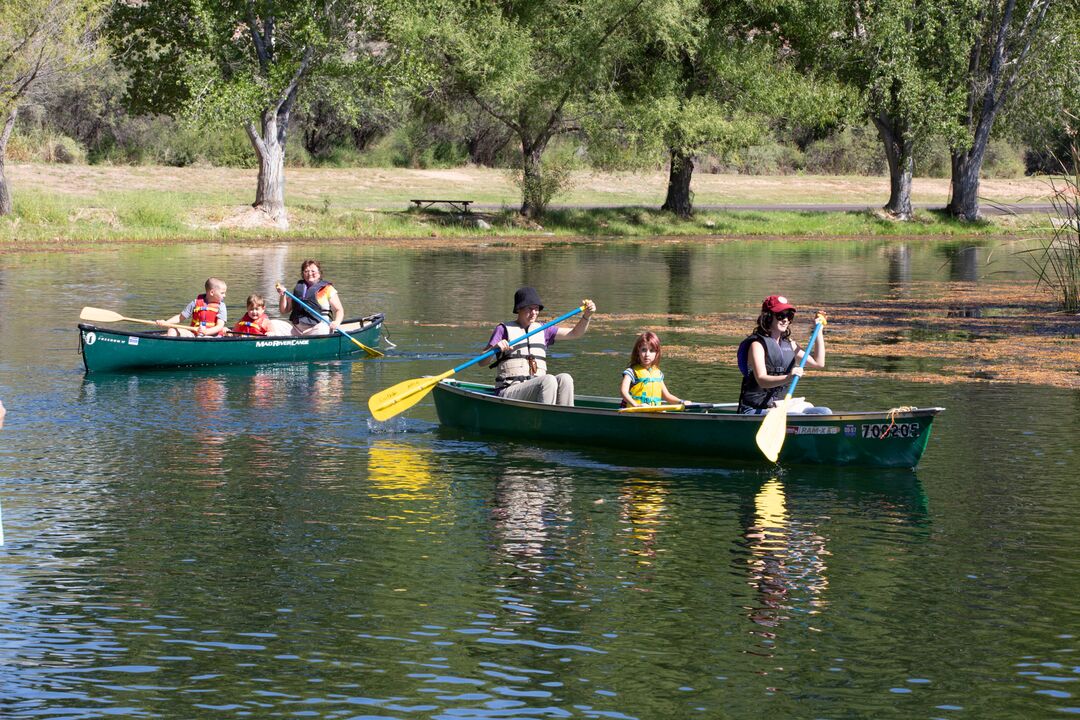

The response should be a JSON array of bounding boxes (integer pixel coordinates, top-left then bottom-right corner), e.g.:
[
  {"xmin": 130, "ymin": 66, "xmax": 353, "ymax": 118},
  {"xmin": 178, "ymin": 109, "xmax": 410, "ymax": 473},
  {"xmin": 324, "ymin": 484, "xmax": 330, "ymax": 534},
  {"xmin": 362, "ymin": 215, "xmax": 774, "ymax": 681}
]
[
  {"xmin": 80, "ymin": 306, "xmax": 203, "ymax": 333},
  {"xmin": 368, "ymin": 304, "xmax": 586, "ymax": 422},
  {"xmin": 755, "ymin": 313, "xmax": 827, "ymax": 463},
  {"xmin": 277, "ymin": 284, "xmax": 383, "ymax": 358},
  {"xmin": 617, "ymin": 402, "xmax": 734, "ymax": 413}
]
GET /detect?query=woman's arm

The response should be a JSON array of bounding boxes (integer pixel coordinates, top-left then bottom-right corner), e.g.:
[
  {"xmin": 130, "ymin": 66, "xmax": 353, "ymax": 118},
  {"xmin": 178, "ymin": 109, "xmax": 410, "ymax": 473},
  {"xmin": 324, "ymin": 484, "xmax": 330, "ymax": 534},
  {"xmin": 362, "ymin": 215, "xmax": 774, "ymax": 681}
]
[
  {"xmin": 751, "ymin": 341, "xmax": 802, "ymax": 388},
  {"xmin": 278, "ymin": 286, "xmax": 291, "ymax": 315},
  {"xmin": 555, "ymin": 299, "xmax": 596, "ymax": 339},
  {"xmin": 328, "ymin": 291, "xmax": 344, "ymax": 331}
]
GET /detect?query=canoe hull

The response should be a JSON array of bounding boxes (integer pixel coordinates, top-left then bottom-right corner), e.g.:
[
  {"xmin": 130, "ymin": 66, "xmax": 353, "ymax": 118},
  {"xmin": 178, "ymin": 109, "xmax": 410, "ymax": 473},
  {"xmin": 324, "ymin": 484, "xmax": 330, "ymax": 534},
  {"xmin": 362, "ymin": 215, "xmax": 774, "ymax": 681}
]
[
  {"xmin": 432, "ymin": 380, "xmax": 942, "ymax": 468},
  {"xmin": 78, "ymin": 315, "xmax": 383, "ymax": 372}
]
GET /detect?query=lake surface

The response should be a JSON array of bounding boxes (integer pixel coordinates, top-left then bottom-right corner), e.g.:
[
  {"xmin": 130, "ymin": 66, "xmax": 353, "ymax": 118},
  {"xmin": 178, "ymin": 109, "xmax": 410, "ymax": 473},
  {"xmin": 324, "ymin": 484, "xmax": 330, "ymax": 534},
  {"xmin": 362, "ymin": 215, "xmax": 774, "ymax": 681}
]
[{"xmin": 1, "ymin": 239, "xmax": 1078, "ymax": 718}]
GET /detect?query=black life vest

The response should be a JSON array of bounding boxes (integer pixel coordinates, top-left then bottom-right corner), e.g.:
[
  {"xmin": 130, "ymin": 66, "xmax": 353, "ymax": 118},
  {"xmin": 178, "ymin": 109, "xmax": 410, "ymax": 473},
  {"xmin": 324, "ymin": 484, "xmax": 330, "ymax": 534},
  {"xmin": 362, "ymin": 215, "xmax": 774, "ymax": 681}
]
[
  {"xmin": 289, "ymin": 280, "xmax": 333, "ymax": 325},
  {"xmin": 738, "ymin": 332, "xmax": 797, "ymax": 412}
]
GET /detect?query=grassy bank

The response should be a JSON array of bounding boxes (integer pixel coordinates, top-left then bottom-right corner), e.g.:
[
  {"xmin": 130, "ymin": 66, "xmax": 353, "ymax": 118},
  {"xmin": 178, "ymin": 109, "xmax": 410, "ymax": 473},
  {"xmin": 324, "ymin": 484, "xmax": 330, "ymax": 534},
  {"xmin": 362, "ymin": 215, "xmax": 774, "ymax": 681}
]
[{"xmin": 1, "ymin": 163, "xmax": 1052, "ymax": 247}]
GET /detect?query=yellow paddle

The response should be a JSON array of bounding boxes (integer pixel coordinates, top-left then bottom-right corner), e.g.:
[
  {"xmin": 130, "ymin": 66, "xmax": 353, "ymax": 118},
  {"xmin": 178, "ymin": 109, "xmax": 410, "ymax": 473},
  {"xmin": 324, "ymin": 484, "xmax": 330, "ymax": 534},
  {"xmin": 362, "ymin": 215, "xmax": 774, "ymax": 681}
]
[
  {"xmin": 755, "ymin": 314, "xmax": 826, "ymax": 463},
  {"xmin": 277, "ymin": 284, "xmax": 383, "ymax": 358},
  {"xmin": 368, "ymin": 304, "xmax": 586, "ymax": 422},
  {"xmin": 618, "ymin": 402, "xmax": 731, "ymax": 413},
  {"xmin": 80, "ymin": 306, "xmax": 201, "ymax": 333}
]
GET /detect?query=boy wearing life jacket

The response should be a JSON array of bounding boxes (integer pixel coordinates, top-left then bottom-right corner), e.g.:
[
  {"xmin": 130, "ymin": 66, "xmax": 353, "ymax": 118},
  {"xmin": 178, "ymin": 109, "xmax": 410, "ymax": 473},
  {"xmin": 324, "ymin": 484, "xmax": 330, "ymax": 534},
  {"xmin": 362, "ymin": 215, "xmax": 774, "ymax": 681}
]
[
  {"xmin": 157, "ymin": 277, "xmax": 228, "ymax": 337},
  {"xmin": 233, "ymin": 294, "xmax": 271, "ymax": 336},
  {"xmin": 483, "ymin": 287, "xmax": 596, "ymax": 406}
]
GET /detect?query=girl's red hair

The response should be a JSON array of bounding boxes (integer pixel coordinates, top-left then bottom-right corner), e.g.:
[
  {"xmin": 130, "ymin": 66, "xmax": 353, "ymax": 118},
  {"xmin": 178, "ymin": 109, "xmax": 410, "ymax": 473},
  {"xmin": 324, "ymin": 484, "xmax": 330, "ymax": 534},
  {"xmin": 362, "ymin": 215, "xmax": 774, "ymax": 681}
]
[{"xmin": 630, "ymin": 331, "xmax": 662, "ymax": 367}]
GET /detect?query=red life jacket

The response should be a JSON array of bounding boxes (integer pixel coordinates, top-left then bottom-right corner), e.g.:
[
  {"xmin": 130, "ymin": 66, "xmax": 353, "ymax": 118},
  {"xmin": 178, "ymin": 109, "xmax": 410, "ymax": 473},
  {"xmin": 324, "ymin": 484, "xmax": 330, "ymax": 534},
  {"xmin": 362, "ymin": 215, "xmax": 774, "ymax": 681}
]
[
  {"xmin": 190, "ymin": 294, "xmax": 221, "ymax": 331},
  {"xmin": 233, "ymin": 312, "xmax": 270, "ymax": 336}
]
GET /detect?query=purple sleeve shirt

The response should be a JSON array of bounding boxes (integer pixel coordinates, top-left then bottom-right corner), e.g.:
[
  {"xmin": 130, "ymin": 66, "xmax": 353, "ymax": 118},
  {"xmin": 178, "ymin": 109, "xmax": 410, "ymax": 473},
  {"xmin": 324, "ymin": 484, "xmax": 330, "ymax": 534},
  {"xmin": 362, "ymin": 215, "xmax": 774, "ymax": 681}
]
[{"xmin": 487, "ymin": 324, "xmax": 558, "ymax": 348}]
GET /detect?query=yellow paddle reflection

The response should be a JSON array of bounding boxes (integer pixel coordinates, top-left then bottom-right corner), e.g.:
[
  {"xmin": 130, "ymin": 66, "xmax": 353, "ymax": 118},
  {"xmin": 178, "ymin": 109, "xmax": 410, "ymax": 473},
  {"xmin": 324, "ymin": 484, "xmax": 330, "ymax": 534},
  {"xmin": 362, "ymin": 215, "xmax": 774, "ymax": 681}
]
[
  {"xmin": 366, "ymin": 440, "xmax": 438, "ymax": 501},
  {"xmin": 745, "ymin": 478, "xmax": 830, "ymax": 640}
]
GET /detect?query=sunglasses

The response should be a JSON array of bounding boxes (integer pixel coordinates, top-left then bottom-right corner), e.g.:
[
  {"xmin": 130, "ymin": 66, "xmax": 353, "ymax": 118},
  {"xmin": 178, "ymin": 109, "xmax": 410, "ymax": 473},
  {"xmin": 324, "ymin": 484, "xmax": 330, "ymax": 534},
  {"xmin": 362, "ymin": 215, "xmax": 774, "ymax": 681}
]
[{"xmin": 771, "ymin": 310, "xmax": 795, "ymax": 321}]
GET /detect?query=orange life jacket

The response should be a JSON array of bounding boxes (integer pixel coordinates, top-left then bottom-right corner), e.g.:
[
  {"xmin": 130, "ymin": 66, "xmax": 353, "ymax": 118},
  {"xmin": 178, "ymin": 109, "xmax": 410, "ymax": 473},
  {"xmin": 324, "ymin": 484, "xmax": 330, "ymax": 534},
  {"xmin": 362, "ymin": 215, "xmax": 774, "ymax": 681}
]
[
  {"xmin": 190, "ymin": 294, "xmax": 221, "ymax": 331},
  {"xmin": 233, "ymin": 312, "xmax": 270, "ymax": 336}
]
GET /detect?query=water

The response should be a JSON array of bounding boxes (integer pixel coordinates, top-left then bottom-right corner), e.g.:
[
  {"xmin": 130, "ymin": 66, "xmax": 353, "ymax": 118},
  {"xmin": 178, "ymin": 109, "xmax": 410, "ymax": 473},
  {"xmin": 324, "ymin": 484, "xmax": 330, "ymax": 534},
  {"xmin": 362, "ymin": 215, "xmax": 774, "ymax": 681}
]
[{"xmin": 1, "ymin": 239, "xmax": 1079, "ymax": 718}]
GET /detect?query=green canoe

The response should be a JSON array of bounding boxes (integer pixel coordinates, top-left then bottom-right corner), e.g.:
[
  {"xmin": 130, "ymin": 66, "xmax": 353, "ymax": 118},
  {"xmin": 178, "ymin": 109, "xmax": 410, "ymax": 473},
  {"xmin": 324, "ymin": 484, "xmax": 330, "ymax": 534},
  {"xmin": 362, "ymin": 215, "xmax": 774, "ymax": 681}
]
[
  {"xmin": 78, "ymin": 314, "xmax": 384, "ymax": 373},
  {"xmin": 432, "ymin": 380, "xmax": 943, "ymax": 468}
]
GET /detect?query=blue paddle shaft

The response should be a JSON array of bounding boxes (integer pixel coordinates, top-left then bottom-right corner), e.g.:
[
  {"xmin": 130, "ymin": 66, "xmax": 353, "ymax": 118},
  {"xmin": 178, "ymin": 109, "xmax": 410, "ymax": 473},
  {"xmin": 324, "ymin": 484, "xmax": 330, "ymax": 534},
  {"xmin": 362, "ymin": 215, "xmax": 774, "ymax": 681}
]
[
  {"xmin": 453, "ymin": 306, "xmax": 585, "ymax": 374},
  {"xmin": 786, "ymin": 319, "xmax": 824, "ymax": 397},
  {"xmin": 282, "ymin": 286, "xmax": 335, "ymax": 326}
]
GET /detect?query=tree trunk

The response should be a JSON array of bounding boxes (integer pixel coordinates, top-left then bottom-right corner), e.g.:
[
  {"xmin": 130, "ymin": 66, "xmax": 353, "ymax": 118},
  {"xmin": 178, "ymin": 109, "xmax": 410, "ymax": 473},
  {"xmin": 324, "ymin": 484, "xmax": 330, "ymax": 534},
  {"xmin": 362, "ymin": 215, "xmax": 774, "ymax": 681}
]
[
  {"xmin": 660, "ymin": 148, "xmax": 694, "ymax": 218},
  {"xmin": 873, "ymin": 114, "xmax": 914, "ymax": 220},
  {"xmin": 519, "ymin": 140, "xmax": 547, "ymax": 220},
  {"xmin": 245, "ymin": 106, "xmax": 289, "ymax": 226},
  {"xmin": 947, "ymin": 109, "xmax": 995, "ymax": 221},
  {"xmin": 0, "ymin": 107, "xmax": 17, "ymax": 217}
]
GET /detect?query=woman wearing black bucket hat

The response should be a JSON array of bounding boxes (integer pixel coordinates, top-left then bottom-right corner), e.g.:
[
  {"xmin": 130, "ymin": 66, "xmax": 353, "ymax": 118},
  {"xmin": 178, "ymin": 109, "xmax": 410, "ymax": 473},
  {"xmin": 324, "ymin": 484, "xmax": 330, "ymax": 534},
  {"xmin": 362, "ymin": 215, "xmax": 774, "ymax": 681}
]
[{"xmin": 483, "ymin": 287, "xmax": 597, "ymax": 405}]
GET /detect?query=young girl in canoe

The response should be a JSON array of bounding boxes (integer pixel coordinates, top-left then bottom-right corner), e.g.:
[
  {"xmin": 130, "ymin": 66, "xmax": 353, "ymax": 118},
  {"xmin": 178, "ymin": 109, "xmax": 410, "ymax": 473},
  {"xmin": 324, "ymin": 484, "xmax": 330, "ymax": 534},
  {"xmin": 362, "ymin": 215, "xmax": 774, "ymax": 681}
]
[
  {"xmin": 619, "ymin": 331, "xmax": 684, "ymax": 408},
  {"xmin": 737, "ymin": 295, "xmax": 829, "ymax": 414},
  {"xmin": 233, "ymin": 294, "xmax": 271, "ymax": 336}
]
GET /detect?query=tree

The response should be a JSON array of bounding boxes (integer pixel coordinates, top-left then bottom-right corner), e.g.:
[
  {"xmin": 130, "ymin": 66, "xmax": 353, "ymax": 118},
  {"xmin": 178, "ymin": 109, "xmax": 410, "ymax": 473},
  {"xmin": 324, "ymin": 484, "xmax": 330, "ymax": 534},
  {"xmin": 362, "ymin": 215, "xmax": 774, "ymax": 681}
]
[
  {"xmin": 111, "ymin": 0, "xmax": 405, "ymax": 227},
  {"xmin": 0, "ymin": 0, "xmax": 105, "ymax": 216},
  {"xmin": 770, "ymin": 0, "xmax": 972, "ymax": 220},
  {"xmin": 409, "ymin": 0, "xmax": 658, "ymax": 219},
  {"xmin": 945, "ymin": 0, "xmax": 1064, "ymax": 220},
  {"xmin": 597, "ymin": 0, "xmax": 848, "ymax": 217}
]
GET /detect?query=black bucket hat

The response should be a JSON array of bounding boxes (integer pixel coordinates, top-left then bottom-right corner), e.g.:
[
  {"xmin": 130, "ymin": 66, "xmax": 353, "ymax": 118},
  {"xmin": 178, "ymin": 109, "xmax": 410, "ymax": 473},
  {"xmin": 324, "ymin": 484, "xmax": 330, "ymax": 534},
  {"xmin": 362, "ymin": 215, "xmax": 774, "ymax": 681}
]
[{"xmin": 513, "ymin": 286, "xmax": 544, "ymax": 312}]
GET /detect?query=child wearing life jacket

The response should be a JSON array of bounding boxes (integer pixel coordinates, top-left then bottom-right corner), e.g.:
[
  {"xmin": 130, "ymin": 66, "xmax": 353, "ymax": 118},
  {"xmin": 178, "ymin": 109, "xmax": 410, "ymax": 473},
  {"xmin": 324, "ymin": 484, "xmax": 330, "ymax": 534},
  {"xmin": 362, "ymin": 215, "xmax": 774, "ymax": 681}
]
[
  {"xmin": 619, "ymin": 331, "xmax": 683, "ymax": 408},
  {"xmin": 157, "ymin": 277, "xmax": 227, "ymax": 337},
  {"xmin": 233, "ymin": 294, "xmax": 271, "ymax": 336}
]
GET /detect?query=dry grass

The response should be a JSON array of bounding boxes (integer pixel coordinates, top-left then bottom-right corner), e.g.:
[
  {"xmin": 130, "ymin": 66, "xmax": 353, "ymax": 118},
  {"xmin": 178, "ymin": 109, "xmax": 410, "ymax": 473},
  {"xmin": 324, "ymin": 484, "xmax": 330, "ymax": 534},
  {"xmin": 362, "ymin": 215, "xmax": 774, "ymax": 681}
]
[{"xmin": 7, "ymin": 163, "xmax": 1056, "ymax": 208}]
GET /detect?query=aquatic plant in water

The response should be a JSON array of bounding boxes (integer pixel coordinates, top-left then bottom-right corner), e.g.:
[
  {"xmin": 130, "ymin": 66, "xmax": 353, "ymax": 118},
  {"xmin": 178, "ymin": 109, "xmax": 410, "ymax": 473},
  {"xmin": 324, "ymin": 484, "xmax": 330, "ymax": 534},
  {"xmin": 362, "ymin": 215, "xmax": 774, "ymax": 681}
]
[{"xmin": 1019, "ymin": 127, "xmax": 1080, "ymax": 312}]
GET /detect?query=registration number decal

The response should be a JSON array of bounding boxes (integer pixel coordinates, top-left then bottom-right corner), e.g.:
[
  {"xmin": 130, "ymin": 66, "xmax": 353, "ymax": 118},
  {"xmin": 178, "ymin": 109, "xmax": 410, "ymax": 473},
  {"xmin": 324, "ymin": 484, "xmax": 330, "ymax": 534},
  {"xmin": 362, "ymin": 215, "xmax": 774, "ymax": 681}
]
[
  {"xmin": 787, "ymin": 425, "xmax": 840, "ymax": 435},
  {"xmin": 861, "ymin": 422, "xmax": 921, "ymax": 439}
]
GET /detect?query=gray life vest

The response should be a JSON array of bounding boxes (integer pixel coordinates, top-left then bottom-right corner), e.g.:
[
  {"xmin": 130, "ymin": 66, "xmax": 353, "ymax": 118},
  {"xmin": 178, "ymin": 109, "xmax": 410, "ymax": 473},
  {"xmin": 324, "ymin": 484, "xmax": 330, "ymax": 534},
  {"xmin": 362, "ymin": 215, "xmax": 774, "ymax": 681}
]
[
  {"xmin": 494, "ymin": 322, "xmax": 548, "ymax": 391},
  {"xmin": 738, "ymin": 333, "xmax": 797, "ymax": 412}
]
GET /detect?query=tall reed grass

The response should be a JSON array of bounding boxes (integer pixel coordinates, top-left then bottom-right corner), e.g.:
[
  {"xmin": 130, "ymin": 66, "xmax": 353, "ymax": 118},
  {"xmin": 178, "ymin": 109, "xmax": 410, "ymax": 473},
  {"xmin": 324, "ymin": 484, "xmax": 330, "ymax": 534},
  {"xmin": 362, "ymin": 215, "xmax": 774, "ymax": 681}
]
[{"xmin": 1018, "ymin": 136, "xmax": 1080, "ymax": 312}]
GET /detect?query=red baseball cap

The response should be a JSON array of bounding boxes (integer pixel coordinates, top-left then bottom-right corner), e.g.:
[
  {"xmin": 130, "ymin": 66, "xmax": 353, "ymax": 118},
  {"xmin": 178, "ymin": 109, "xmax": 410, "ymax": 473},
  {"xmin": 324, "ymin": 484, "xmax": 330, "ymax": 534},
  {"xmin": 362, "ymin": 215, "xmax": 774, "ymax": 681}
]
[{"xmin": 762, "ymin": 295, "xmax": 796, "ymax": 313}]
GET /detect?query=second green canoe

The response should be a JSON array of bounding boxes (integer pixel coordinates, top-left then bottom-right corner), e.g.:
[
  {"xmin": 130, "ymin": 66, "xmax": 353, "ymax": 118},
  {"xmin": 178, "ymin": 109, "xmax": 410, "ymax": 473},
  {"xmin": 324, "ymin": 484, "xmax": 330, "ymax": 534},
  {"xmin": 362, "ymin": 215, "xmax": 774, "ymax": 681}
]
[{"xmin": 79, "ymin": 314, "xmax": 384, "ymax": 372}]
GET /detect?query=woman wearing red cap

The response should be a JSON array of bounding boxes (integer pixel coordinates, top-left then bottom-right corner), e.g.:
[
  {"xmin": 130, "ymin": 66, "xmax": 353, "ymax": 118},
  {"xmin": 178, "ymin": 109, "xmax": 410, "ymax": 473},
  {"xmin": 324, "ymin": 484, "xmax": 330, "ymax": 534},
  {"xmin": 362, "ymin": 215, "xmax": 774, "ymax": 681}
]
[
  {"xmin": 737, "ymin": 295, "xmax": 829, "ymax": 414},
  {"xmin": 483, "ymin": 286, "xmax": 597, "ymax": 405}
]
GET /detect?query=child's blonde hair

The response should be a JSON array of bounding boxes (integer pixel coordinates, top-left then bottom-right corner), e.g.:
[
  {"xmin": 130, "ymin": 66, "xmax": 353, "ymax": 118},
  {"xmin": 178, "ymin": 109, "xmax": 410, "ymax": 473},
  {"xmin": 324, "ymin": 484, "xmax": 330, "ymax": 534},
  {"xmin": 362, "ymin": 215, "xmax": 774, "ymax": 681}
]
[
  {"xmin": 629, "ymin": 331, "xmax": 662, "ymax": 367},
  {"xmin": 205, "ymin": 277, "xmax": 226, "ymax": 292},
  {"xmin": 246, "ymin": 293, "xmax": 266, "ymax": 309}
]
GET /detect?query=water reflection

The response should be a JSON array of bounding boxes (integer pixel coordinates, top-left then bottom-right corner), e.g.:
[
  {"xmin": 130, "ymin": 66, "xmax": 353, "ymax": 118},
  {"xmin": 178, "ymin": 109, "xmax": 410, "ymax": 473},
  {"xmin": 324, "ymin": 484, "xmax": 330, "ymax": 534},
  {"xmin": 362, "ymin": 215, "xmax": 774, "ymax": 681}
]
[
  {"xmin": 618, "ymin": 478, "xmax": 669, "ymax": 564},
  {"xmin": 742, "ymin": 478, "xmax": 829, "ymax": 646}
]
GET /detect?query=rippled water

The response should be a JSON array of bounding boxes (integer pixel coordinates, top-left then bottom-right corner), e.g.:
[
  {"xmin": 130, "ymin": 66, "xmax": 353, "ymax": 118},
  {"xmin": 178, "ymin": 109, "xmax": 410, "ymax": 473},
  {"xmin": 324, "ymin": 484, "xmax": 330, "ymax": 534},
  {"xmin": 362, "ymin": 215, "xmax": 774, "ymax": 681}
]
[{"xmin": 1, "ymin": 239, "xmax": 1079, "ymax": 718}]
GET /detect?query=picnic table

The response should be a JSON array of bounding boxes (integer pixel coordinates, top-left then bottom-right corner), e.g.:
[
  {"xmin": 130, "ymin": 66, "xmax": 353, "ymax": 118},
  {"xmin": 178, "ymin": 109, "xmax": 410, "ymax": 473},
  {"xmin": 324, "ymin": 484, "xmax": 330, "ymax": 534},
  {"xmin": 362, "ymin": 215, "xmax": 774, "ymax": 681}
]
[{"xmin": 410, "ymin": 199, "xmax": 474, "ymax": 213}]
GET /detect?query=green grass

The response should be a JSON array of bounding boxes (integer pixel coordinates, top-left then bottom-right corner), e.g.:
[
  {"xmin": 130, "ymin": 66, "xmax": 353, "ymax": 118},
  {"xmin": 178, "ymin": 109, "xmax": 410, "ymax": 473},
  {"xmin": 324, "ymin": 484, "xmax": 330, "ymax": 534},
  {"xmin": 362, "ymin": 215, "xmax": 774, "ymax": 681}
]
[{"xmin": 0, "ymin": 186, "xmax": 1036, "ymax": 247}]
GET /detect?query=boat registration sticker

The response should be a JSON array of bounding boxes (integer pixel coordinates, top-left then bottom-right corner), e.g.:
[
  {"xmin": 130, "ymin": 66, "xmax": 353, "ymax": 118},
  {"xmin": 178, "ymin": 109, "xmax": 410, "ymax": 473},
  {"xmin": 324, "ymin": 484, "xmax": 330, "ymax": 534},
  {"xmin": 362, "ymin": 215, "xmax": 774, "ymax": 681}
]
[
  {"xmin": 788, "ymin": 425, "xmax": 839, "ymax": 435},
  {"xmin": 861, "ymin": 423, "xmax": 920, "ymax": 439},
  {"xmin": 83, "ymin": 332, "xmax": 96, "ymax": 346},
  {"xmin": 128, "ymin": 336, "xmax": 140, "ymax": 346}
]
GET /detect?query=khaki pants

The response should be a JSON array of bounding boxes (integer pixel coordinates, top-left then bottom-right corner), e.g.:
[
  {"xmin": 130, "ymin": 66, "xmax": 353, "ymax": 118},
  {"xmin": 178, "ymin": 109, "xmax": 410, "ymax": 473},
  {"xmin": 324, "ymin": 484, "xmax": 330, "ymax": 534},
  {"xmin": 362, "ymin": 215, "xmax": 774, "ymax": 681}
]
[{"xmin": 498, "ymin": 374, "xmax": 575, "ymax": 406}]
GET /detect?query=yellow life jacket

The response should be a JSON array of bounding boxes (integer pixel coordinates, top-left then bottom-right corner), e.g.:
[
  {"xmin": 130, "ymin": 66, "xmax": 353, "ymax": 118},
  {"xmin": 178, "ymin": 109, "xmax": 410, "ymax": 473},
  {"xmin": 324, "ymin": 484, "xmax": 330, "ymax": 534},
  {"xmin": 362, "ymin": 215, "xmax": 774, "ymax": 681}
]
[{"xmin": 624, "ymin": 365, "xmax": 664, "ymax": 405}]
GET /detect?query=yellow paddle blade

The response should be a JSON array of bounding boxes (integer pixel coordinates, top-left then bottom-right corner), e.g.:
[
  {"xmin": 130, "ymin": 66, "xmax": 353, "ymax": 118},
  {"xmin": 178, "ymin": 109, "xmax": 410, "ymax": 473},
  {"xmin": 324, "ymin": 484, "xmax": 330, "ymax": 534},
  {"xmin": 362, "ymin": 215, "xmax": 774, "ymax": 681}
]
[
  {"xmin": 80, "ymin": 307, "xmax": 126, "ymax": 323},
  {"xmin": 618, "ymin": 404, "xmax": 685, "ymax": 413},
  {"xmin": 342, "ymin": 332, "xmax": 384, "ymax": 358},
  {"xmin": 755, "ymin": 397, "xmax": 792, "ymax": 463},
  {"xmin": 368, "ymin": 370, "xmax": 455, "ymax": 421}
]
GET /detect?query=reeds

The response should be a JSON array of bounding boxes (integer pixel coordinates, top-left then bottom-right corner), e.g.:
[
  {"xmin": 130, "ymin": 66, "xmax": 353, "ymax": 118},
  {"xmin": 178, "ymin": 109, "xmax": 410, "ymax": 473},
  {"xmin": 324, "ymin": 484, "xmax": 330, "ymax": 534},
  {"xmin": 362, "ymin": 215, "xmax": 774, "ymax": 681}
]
[{"xmin": 1019, "ymin": 133, "xmax": 1080, "ymax": 312}]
